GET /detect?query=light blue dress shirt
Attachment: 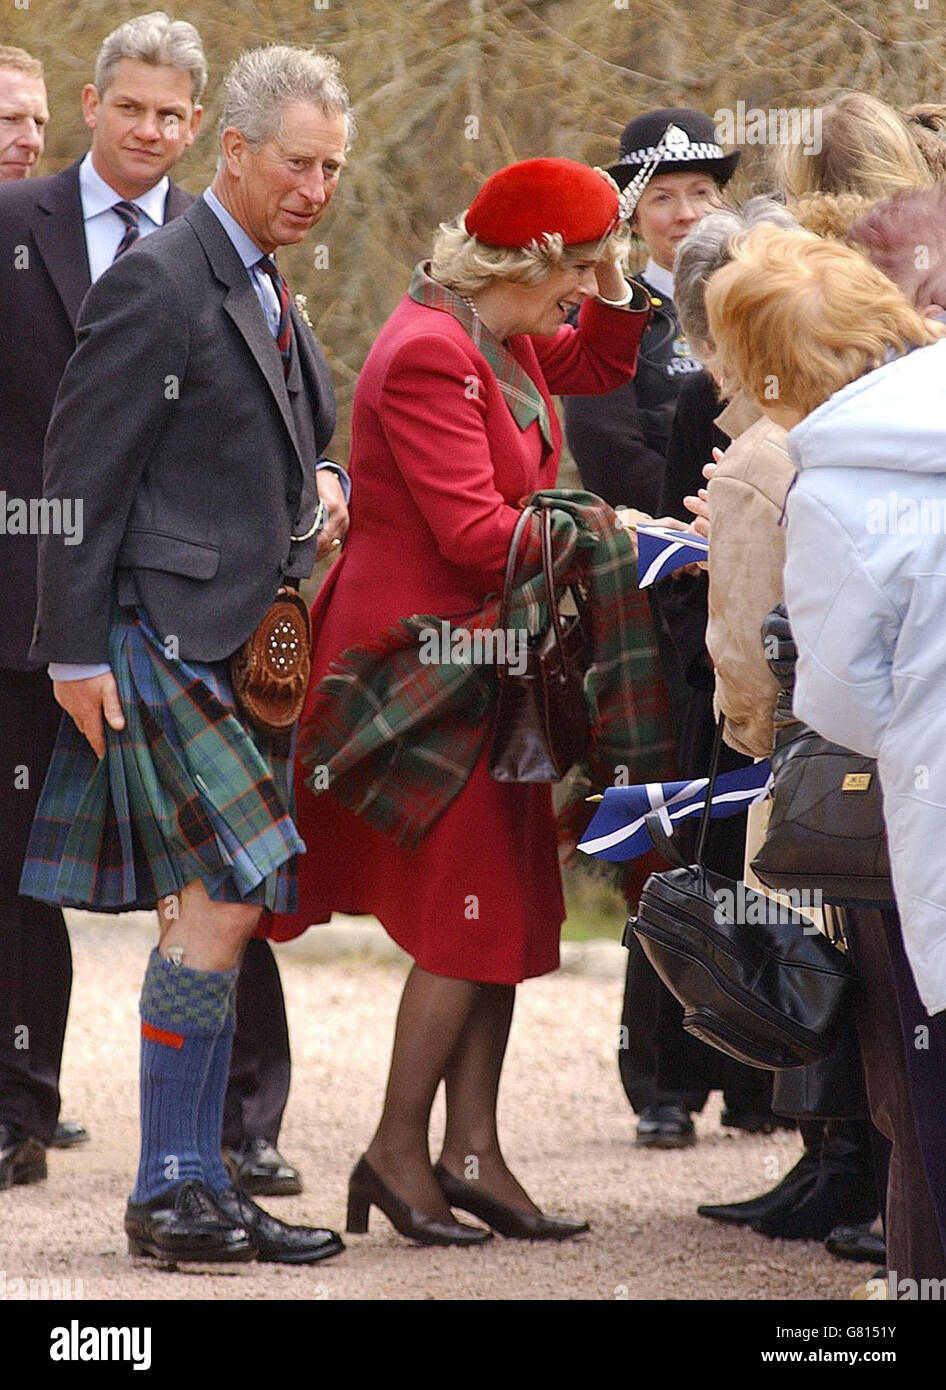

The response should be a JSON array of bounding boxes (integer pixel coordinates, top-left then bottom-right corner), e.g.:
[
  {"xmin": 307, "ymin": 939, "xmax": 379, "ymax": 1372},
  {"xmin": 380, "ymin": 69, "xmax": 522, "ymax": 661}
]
[
  {"xmin": 202, "ymin": 187, "xmax": 285, "ymax": 336},
  {"xmin": 200, "ymin": 187, "xmax": 350, "ymax": 500}
]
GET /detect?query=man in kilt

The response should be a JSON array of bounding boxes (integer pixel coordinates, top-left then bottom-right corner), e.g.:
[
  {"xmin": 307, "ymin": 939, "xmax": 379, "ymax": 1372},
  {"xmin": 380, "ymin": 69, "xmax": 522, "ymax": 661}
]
[{"xmin": 20, "ymin": 43, "xmax": 351, "ymax": 1265}]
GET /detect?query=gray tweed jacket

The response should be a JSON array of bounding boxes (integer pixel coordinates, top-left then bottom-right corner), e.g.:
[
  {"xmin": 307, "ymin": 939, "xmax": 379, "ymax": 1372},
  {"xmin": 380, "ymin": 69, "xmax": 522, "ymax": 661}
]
[{"xmin": 31, "ymin": 195, "xmax": 338, "ymax": 665}]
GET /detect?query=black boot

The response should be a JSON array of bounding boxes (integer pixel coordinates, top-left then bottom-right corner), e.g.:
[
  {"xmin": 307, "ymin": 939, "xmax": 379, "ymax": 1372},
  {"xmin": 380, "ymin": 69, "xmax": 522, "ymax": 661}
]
[
  {"xmin": 753, "ymin": 1118, "xmax": 879, "ymax": 1240},
  {"xmin": 697, "ymin": 1120, "xmax": 824, "ymax": 1226}
]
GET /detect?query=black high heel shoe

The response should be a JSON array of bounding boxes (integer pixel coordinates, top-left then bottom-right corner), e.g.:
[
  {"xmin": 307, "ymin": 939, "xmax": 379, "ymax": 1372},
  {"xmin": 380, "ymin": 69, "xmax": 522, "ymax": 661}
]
[
  {"xmin": 434, "ymin": 1162, "xmax": 589, "ymax": 1241},
  {"xmin": 346, "ymin": 1156, "xmax": 493, "ymax": 1247}
]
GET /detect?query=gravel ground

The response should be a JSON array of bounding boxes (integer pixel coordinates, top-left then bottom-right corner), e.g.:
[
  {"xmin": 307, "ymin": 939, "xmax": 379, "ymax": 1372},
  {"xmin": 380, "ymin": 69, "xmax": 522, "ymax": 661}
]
[{"xmin": 3, "ymin": 912, "xmax": 865, "ymax": 1302}]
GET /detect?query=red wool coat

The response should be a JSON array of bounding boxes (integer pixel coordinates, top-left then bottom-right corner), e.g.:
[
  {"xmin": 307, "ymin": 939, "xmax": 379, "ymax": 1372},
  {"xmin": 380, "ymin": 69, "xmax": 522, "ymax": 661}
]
[{"xmin": 267, "ymin": 290, "xmax": 648, "ymax": 982}]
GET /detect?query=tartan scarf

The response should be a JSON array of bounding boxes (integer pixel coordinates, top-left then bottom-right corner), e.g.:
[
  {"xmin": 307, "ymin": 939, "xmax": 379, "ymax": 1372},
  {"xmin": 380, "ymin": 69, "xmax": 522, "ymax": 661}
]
[
  {"xmin": 408, "ymin": 261, "xmax": 553, "ymax": 448},
  {"xmin": 299, "ymin": 489, "xmax": 674, "ymax": 850}
]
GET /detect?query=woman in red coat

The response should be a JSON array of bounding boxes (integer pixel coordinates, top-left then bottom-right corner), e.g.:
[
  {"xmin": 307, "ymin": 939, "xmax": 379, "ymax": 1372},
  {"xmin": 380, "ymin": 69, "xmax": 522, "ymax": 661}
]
[{"xmin": 271, "ymin": 159, "xmax": 650, "ymax": 1244}]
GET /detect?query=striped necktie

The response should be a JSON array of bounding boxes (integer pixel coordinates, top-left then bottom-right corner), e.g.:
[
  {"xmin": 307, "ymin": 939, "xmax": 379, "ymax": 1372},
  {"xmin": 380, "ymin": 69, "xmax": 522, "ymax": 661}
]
[
  {"xmin": 256, "ymin": 256, "xmax": 292, "ymax": 379},
  {"xmin": 112, "ymin": 201, "xmax": 141, "ymax": 260}
]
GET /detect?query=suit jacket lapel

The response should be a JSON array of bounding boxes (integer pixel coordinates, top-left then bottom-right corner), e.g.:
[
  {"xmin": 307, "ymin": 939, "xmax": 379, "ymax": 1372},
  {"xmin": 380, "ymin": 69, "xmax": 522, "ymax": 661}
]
[
  {"xmin": 185, "ymin": 198, "xmax": 304, "ymax": 470},
  {"xmin": 292, "ymin": 306, "xmax": 337, "ymax": 453},
  {"xmin": 285, "ymin": 311, "xmax": 304, "ymax": 396},
  {"xmin": 164, "ymin": 182, "xmax": 194, "ymax": 220},
  {"xmin": 31, "ymin": 167, "xmax": 194, "ymax": 331},
  {"xmin": 32, "ymin": 162, "xmax": 90, "ymax": 329}
]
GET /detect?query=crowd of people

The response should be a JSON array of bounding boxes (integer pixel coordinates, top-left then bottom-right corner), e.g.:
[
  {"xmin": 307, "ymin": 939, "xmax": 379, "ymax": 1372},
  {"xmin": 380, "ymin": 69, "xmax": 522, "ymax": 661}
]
[{"xmin": 2, "ymin": 11, "xmax": 946, "ymax": 1296}]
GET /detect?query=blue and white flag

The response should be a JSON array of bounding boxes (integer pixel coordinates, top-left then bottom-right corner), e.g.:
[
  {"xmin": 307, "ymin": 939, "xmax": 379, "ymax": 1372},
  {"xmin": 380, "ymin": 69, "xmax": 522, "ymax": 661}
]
[
  {"xmin": 578, "ymin": 761, "xmax": 772, "ymax": 862},
  {"xmin": 635, "ymin": 523, "xmax": 709, "ymax": 587}
]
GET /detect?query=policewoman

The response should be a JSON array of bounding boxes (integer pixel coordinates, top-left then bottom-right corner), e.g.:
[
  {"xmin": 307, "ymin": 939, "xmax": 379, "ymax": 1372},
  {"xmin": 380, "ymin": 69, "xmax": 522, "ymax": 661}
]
[{"xmin": 564, "ymin": 108, "xmax": 738, "ymax": 514}]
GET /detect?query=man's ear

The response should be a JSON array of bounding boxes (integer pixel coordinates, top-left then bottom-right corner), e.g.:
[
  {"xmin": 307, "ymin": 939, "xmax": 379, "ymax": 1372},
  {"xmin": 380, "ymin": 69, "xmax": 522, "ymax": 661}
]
[
  {"xmin": 81, "ymin": 83, "xmax": 100, "ymax": 133},
  {"xmin": 184, "ymin": 105, "xmax": 204, "ymax": 148},
  {"xmin": 220, "ymin": 126, "xmax": 246, "ymax": 176}
]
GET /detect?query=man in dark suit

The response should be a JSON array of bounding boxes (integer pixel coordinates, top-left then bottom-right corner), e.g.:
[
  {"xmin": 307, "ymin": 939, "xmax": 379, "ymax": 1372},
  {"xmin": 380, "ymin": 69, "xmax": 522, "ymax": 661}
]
[
  {"xmin": 1, "ymin": 15, "xmax": 306, "ymax": 1199},
  {"xmin": 22, "ymin": 42, "xmax": 350, "ymax": 1265},
  {"xmin": 0, "ymin": 14, "xmax": 204, "ymax": 1191}
]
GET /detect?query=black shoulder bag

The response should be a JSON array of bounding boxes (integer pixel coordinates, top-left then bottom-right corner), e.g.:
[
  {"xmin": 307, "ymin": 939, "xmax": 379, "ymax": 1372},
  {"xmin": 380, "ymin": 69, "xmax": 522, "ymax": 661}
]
[
  {"xmin": 748, "ymin": 605, "xmax": 895, "ymax": 908},
  {"xmin": 628, "ymin": 716, "xmax": 853, "ymax": 1070}
]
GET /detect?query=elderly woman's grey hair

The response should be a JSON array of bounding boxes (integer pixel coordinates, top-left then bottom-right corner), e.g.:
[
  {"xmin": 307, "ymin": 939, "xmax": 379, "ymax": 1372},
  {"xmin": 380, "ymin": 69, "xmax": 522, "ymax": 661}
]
[
  {"xmin": 95, "ymin": 11, "xmax": 208, "ymax": 103},
  {"xmin": 219, "ymin": 45, "xmax": 354, "ymax": 151},
  {"xmin": 674, "ymin": 196, "xmax": 798, "ymax": 355}
]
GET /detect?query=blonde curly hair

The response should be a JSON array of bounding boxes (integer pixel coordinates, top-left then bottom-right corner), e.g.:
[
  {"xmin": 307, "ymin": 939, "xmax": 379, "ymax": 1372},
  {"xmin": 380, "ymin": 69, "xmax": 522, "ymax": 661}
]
[
  {"xmin": 705, "ymin": 225, "xmax": 944, "ymax": 418},
  {"xmin": 430, "ymin": 217, "xmax": 630, "ymax": 296}
]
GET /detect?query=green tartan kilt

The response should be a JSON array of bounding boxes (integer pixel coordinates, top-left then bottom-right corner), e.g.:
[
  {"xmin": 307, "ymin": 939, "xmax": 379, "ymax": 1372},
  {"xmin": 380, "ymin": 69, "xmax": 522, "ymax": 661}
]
[{"xmin": 19, "ymin": 607, "xmax": 303, "ymax": 913}]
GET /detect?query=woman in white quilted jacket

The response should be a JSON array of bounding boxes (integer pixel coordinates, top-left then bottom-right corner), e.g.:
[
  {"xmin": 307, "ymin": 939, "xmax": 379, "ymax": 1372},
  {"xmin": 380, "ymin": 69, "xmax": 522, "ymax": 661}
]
[{"xmin": 705, "ymin": 221, "xmax": 946, "ymax": 1288}]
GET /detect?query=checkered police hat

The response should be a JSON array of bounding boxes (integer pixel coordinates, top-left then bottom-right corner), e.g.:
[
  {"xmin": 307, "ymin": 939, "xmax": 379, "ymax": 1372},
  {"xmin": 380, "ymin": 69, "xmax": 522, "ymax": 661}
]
[{"xmin": 608, "ymin": 107, "xmax": 740, "ymax": 216}]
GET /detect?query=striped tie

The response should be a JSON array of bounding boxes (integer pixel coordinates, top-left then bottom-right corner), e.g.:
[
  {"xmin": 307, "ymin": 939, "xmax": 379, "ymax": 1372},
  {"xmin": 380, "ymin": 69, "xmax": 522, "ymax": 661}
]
[
  {"xmin": 257, "ymin": 256, "xmax": 292, "ymax": 379},
  {"xmin": 112, "ymin": 201, "xmax": 141, "ymax": 260}
]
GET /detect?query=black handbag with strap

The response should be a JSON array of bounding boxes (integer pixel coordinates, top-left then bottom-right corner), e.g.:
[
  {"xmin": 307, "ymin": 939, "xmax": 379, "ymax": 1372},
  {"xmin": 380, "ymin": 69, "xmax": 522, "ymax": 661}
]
[
  {"xmin": 489, "ymin": 504, "xmax": 591, "ymax": 783},
  {"xmin": 749, "ymin": 605, "xmax": 895, "ymax": 908},
  {"xmin": 628, "ymin": 716, "xmax": 853, "ymax": 1070},
  {"xmin": 770, "ymin": 1012, "xmax": 870, "ymax": 1120}
]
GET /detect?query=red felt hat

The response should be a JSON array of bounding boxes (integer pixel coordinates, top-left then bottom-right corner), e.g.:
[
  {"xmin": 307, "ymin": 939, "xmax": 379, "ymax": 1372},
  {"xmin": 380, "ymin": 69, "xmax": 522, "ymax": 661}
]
[{"xmin": 464, "ymin": 158, "xmax": 619, "ymax": 249}]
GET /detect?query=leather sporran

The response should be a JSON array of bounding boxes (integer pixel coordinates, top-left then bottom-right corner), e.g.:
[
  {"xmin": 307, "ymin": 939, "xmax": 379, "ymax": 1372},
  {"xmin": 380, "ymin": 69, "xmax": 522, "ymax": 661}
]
[
  {"xmin": 489, "ymin": 505, "xmax": 591, "ymax": 783},
  {"xmin": 230, "ymin": 587, "xmax": 311, "ymax": 738}
]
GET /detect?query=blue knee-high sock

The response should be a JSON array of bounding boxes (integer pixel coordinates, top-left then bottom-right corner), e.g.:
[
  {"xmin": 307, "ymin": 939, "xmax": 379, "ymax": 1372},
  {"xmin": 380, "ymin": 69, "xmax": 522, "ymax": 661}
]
[
  {"xmin": 198, "ymin": 989, "xmax": 237, "ymax": 1196},
  {"xmin": 132, "ymin": 949, "xmax": 238, "ymax": 1204}
]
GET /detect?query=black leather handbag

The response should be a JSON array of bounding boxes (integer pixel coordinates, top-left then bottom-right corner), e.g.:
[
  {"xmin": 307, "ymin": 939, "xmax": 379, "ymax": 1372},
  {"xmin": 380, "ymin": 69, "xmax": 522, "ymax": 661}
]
[
  {"xmin": 749, "ymin": 606, "xmax": 895, "ymax": 908},
  {"xmin": 771, "ymin": 1015, "xmax": 869, "ymax": 1120},
  {"xmin": 628, "ymin": 717, "xmax": 853, "ymax": 1070},
  {"xmin": 489, "ymin": 505, "xmax": 591, "ymax": 783}
]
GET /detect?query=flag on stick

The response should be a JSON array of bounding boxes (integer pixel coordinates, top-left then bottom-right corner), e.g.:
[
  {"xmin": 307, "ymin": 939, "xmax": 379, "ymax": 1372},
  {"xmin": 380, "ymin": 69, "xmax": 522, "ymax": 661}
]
[{"xmin": 578, "ymin": 761, "xmax": 771, "ymax": 862}]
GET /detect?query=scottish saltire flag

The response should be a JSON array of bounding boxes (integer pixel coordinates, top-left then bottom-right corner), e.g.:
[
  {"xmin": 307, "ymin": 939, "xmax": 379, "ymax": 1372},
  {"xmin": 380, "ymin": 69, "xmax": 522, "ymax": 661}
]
[
  {"xmin": 635, "ymin": 523, "xmax": 709, "ymax": 587},
  {"xmin": 578, "ymin": 761, "xmax": 772, "ymax": 862}
]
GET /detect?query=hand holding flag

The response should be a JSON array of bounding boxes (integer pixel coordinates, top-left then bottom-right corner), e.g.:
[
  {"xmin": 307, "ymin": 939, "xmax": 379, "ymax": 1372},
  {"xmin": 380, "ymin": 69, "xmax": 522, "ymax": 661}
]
[{"xmin": 633, "ymin": 522, "xmax": 709, "ymax": 587}]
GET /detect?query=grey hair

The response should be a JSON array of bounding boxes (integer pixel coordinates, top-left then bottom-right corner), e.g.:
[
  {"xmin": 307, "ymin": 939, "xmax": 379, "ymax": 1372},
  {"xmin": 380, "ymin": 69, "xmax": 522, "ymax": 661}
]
[
  {"xmin": 95, "ymin": 11, "xmax": 207, "ymax": 103},
  {"xmin": 430, "ymin": 217, "xmax": 630, "ymax": 296},
  {"xmin": 218, "ymin": 45, "xmax": 354, "ymax": 151},
  {"xmin": 673, "ymin": 196, "xmax": 798, "ymax": 354}
]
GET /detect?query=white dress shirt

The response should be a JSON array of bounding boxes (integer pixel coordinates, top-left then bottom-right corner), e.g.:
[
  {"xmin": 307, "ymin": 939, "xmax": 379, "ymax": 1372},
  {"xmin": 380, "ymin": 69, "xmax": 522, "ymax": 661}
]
[
  {"xmin": 642, "ymin": 257, "xmax": 675, "ymax": 300},
  {"xmin": 78, "ymin": 151, "xmax": 168, "ymax": 282}
]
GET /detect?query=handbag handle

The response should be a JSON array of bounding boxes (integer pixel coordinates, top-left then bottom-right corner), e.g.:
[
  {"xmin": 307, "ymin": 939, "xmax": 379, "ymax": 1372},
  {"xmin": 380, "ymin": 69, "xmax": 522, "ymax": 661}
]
[
  {"xmin": 497, "ymin": 505, "xmax": 574, "ymax": 680},
  {"xmin": 499, "ymin": 505, "xmax": 536, "ymax": 634},
  {"xmin": 644, "ymin": 810, "xmax": 691, "ymax": 870},
  {"xmin": 694, "ymin": 713, "xmax": 726, "ymax": 870},
  {"xmin": 643, "ymin": 717, "xmax": 724, "ymax": 870}
]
